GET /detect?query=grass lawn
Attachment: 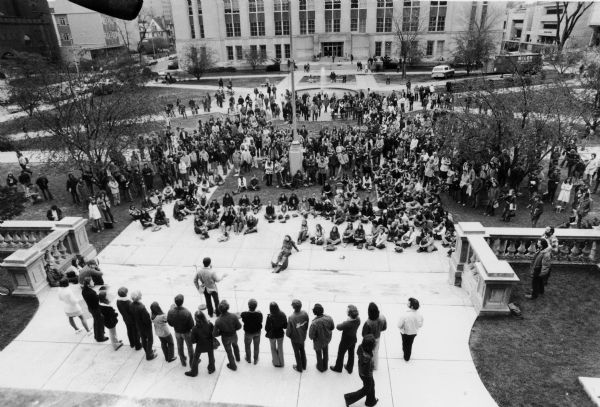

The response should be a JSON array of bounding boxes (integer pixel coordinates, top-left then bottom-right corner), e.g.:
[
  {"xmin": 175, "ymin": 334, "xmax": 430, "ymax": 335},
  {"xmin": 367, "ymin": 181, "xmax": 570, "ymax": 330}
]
[
  {"xmin": 0, "ymin": 295, "xmax": 39, "ymax": 351},
  {"xmin": 470, "ymin": 264, "xmax": 600, "ymax": 407},
  {"xmin": 299, "ymin": 74, "xmax": 356, "ymax": 84}
]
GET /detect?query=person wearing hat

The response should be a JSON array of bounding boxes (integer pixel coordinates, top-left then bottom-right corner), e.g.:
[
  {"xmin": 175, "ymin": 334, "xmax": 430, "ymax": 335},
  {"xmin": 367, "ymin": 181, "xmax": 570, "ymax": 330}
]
[
  {"xmin": 286, "ymin": 299, "xmax": 309, "ymax": 372},
  {"xmin": 309, "ymin": 303, "xmax": 335, "ymax": 372},
  {"xmin": 330, "ymin": 305, "xmax": 360, "ymax": 374}
]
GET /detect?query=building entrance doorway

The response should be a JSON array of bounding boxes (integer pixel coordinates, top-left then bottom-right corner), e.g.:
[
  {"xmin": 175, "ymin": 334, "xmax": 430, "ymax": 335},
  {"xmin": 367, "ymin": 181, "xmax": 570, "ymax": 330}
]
[{"xmin": 321, "ymin": 42, "xmax": 344, "ymax": 57}]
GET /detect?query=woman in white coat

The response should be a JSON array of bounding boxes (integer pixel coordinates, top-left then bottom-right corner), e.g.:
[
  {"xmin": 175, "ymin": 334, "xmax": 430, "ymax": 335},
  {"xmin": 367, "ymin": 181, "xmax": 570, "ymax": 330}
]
[{"xmin": 58, "ymin": 279, "xmax": 90, "ymax": 334}]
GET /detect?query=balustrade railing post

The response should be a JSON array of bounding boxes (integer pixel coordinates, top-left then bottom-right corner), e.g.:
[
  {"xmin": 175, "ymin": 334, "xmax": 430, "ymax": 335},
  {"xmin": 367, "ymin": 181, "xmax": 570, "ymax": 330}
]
[
  {"xmin": 449, "ymin": 222, "xmax": 487, "ymax": 286},
  {"xmin": 54, "ymin": 217, "xmax": 97, "ymax": 260}
]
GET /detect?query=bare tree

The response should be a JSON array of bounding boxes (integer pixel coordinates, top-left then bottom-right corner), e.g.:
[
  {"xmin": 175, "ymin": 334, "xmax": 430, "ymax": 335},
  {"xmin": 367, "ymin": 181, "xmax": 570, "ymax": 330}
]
[
  {"xmin": 182, "ymin": 45, "xmax": 215, "ymax": 80},
  {"xmin": 393, "ymin": 16, "xmax": 425, "ymax": 79},
  {"xmin": 554, "ymin": 1, "xmax": 593, "ymax": 51},
  {"xmin": 453, "ymin": 16, "xmax": 499, "ymax": 75},
  {"xmin": 244, "ymin": 48, "xmax": 267, "ymax": 71}
]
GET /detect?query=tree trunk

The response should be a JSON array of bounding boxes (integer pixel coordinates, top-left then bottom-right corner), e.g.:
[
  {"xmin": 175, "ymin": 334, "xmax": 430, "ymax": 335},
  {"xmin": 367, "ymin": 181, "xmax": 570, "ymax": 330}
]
[{"xmin": 402, "ymin": 57, "xmax": 407, "ymax": 79}]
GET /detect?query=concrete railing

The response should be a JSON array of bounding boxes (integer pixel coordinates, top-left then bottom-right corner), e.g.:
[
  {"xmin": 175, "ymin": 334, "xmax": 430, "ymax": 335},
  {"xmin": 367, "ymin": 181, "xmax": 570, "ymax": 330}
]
[
  {"xmin": 449, "ymin": 222, "xmax": 600, "ymax": 316},
  {"xmin": 1, "ymin": 217, "xmax": 97, "ymax": 296}
]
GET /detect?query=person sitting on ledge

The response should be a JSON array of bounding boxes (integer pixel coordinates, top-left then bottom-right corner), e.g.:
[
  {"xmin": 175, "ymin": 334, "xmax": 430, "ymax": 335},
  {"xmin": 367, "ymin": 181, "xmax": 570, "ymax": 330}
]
[
  {"xmin": 244, "ymin": 213, "xmax": 258, "ymax": 234},
  {"xmin": 265, "ymin": 201, "xmax": 276, "ymax": 222},
  {"xmin": 342, "ymin": 223, "xmax": 354, "ymax": 245}
]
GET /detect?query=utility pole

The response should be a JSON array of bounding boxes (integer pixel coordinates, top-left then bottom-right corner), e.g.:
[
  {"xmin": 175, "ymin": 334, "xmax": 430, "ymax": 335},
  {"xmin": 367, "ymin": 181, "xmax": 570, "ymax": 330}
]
[{"xmin": 287, "ymin": 0, "xmax": 303, "ymax": 174}]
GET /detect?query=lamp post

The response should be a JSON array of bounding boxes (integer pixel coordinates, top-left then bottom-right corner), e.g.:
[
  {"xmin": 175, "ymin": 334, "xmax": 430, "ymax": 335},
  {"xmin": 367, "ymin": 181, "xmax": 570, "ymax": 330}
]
[{"xmin": 287, "ymin": 0, "xmax": 303, "ymax": 175}]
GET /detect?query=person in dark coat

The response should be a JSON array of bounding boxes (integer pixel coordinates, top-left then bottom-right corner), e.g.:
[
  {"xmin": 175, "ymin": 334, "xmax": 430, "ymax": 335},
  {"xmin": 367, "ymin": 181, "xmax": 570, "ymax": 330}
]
[
  {"xmin": 286, "ymin": 299, "xmax": 309, "ymax": 372},
  {"xmin": 343, "ymin": 334, "xmax": 378, "ymax": 407},
  {"xmin": 46, "ymin": 205, "xmax": 63, "ymax": 221},
  {"xmin": 186, "ymin": 310, "xmax": 216, "ymax": 376},
  {"xmin": 81, "ymin": 277, "xmax": 107, "ymax": 342},
  {"xmin": 99, "ymin": 290, "xmax": 123, "ymax": 350},
  {"xmin": 265, "ymin": 301, "xmax": 287, "ymax": 367},
  {"xmin": 308, "ymin": 303, "xmax": 335, "ymax": 372},
  {"xmin": 241, "ymin": 298, "xmax": 263, "ymax": 364},
  {"xmin": 130, "ymin": 290, "xmax": 157, "ymax": 360},
  {"xmin": 116, "ymin": 287, "xmax": 141, "ymax": 350},
  {"xmin": 36, "ymin": 175, "xmax": 53, "ymax": 200},
  {"xmin": 66, "ymin": 173, "xmax": 81, "ymax": 204},
  {"xmin": 167, "ymin": 294, "xmax": 195, "ymax": 367},
  {"xmin": 330, "ymin": 304, "xmax": 360, "ymax": 373},
  {"xmin": 213, "ymin": 300, "xmax": 241, "ymax": 371}
]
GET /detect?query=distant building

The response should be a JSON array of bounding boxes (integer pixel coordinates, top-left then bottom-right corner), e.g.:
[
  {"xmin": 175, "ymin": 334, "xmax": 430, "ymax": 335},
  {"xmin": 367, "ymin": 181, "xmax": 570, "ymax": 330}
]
[
  {"xmin": 0, "ymin": 0, "xmax": 59, "ymax": 59},
  {"xmin": 49, "ymin": 0, "xmax": 140, "ymax": 63},
  {"xmin": 142, "ymin": 0, "xmax": 174, "ymax": 23},
  {"xmin": 502, "ymin": 1, "xmax": 598, "ymax": 53},
  {"xmin": 170, "ymin": 0, "xmax": 506, "ymax": 68}
]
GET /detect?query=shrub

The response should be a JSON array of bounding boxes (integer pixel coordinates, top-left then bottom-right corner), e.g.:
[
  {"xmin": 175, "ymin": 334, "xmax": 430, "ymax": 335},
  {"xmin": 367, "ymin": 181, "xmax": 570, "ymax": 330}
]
[
  {"xmin": 0, "ymin": 185, "xmax": 28, "ymax": 220},
  {"xmin": 205, "ymin": 67, "xmax": 237, "ymax": 73}
]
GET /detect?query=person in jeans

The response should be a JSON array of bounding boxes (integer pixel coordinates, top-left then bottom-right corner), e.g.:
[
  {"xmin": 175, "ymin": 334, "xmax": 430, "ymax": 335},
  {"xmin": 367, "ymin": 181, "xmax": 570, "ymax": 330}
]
[
  {"xmin": 330, "ymin": 304, "xmax": 360, "ymax": 373},
  {"xmin": 116, "ymin": 287, "xmax": 141, "ymax": 350},
  {"xmin": 361, "ymin": 302, "xmax": 387, "ymax": 370},
  {"xmin": 286, "ymin": 299, "xmax": 309, "ymax": 372},
  {"xmin": 213, "ymin": 300, "xmax": 241, "ymax": 370},
  {"xmin": 194, "ymin": 257, "xmax": 225, "ymax": 318},
  {"xmin": 167, "ymin": 294, "xmax": 195, "ymax": 367},
  {"xmin": 397, "ymin": 297, "xmax": 424, "ymax": 362},
  {"xmin": 265, "ymin": 302, "xmax": 287, "ymax": 367},
  {"xmin": 150, "ymin": 302, "xmax": 177, "ymax": 362},
  {"xmin": 99, "ymin": 291, "xmax": 123, "ymax": 350},
  {"xmin": 81, "ymin": 277, "xmax": 107, "ymax": 342},
  {"xmin": 308, "ymin": 303, "xmax": 334, "ymax": 372},
  {"xmin": 343, "ymin": 334, "xmax": 378, "ymax": 407},
  {"xmin": 130, "ymin": 290, "xmax": 157, "ymax": 361},
  {"xmin": 187, "ymin": 311, "xmax": 216, "ymax": 376},
  {"xmin": 240, "ymin": 298, "xmax": 263, "ymax": 364}
]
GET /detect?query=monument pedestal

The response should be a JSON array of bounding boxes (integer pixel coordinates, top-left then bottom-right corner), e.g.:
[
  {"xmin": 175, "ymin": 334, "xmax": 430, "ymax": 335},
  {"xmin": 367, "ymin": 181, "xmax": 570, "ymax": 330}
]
[{"xmin": 289, "ymin": 141, "xmax": 303, "ymax": 176}]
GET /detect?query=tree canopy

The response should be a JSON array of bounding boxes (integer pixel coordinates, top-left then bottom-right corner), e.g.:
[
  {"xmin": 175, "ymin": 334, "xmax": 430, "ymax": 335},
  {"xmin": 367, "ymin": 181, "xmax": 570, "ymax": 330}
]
[{"xmin": 182, "ymin": 45, "xmax": 215, "ymax": 80}]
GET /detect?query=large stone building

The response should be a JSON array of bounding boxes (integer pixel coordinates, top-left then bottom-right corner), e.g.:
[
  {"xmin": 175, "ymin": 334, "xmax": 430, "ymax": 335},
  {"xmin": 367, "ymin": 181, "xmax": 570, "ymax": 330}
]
[
  {"xmin": 0, "ymin": 0, "xmax": 59, "ymax": 59},
  {"xmin": 171, "ymin": 0, "xmax": 506, "ymax": 67},
  {"xmin": 502, "ymin": 1, "xmax": 600, "ymax": 53},
  {"xmin": 49, "ymin": 0, "xmax": 140, "ymax": 63}
]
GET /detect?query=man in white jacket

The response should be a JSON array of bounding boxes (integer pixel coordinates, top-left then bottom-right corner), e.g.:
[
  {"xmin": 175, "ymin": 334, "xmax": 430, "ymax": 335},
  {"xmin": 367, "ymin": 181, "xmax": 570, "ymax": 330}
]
[{"xmin": 397, "ymin": 297, "xmax": 424, "ymax": 362}]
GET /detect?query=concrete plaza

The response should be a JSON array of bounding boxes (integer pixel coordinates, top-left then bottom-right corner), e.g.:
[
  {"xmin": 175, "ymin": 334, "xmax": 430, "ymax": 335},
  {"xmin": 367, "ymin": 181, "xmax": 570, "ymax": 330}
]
[{"xmin": 0, "ymin": 201, "xmax": 497, "ymax": 407}]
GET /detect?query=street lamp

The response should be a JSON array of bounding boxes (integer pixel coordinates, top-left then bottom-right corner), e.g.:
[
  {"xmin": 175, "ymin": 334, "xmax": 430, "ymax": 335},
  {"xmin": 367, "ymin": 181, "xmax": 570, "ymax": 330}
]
[{"xmin": 287, "ymin": 0, "xmax": 303, "ymax": 176}]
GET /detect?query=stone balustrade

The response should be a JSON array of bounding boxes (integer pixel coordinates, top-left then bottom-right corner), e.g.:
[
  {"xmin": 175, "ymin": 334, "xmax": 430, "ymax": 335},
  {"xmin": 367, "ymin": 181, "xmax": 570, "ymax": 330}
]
[
  {"xmin": 1, "ymin": 217, "xmax": 97, "ymax": 296},
  {"xmin": 449, "ymin": 222, "xmax": 600, "ymax": 316}
]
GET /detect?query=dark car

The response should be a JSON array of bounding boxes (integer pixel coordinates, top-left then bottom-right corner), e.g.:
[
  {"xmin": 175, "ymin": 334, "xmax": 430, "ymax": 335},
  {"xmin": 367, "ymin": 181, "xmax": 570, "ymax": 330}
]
[{"xmin": 167, "ymin": 61, "xmax": 179, "ymax": 70}]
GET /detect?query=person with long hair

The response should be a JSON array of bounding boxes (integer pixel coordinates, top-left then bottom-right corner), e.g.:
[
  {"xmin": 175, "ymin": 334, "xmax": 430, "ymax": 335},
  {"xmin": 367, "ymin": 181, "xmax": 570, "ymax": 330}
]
[
  {"xmin": 330, "ymin": 305, "xmax": 360, "ymax": 373},
  {"xmin": 57, "ymin": 278, "xmax": 90, "ymax": 334},
  {"xmin": 265, "ymin": 302, "xmax": 287, "ymax": 367},
  {"xmin": 343, "ymin": 334, "xmax": 378, "ymax": 406},
  {"xmin": 397, "ymin": 297, "xmax": 424, "ymax": 362},
  {"xmin": 187, "ymin": 310, "xmax": 217, "ymax": 376},
  {"xmin": 361, "ymin": 302, "xmax": 387, "ymax": 370}
]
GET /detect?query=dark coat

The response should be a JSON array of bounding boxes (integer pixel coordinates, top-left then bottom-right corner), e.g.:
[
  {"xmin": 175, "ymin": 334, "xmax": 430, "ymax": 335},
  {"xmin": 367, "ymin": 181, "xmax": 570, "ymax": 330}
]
[
  {"xmin": 116, "ymin": 299, "xmax": 135, "ymax": 325},
  {"xmin": 130, "ymin": 301, "xmax": 153, "ymax": 336},
  {"xmin": 82, "ymin": 286, "xmax": 100, "ymax": 311},
  {"xmin": 99, "ymin": 303, "xmax": 119, "ymax": 329},
  {"xmin": 46, "ymin": 208, "xmax": 63, "ymax": 221},
  {"xmin": 167, "ymin": 306, "xmax": 194, "ymax": 334},
  {"xmin": 191, "ymin": 321, "xmax": 215, "ymax": 355},
  {"xmin": 265, "ymin": 311, "xmax": 287, "ymax": 339}
]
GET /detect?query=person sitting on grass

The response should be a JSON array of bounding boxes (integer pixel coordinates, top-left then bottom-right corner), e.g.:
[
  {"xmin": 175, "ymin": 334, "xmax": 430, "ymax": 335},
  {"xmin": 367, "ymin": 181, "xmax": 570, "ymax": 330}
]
[
  {"xmin": 238, "ymin": 193, "xmax": 251, "ymax": 207},
  {"xmin": 322, "ymin": 183, "xmax": 333, "ymax": 199},
  {"xmin": 209, "ymin": 171, "xmax": 224, "ymax": 187},
  {"xmin": 277, "ymin": 193, "xmax": 288, "ymax": 206},
  {"xmin": 292, "ymin": 171, "xmax": 304, "ymax": 189},
  {"xmin": 342, "ymin": 223, "xmax": 354, "ymax": 246},
  {"xmin": 154, "ymin": 205, "xmax": 170, "ymax": 227},
  {"xmin": 252, "ymin": 195, "xmax": 262, "ymax": 214},
  {"xmin": 311, "ymin": 224, "xmax": 325, "ymax": 245},
  {"xmin": 235, "ymin": 175, "xmax": 247, "ymax": 195},
  {"xmin": 265, "ymin": 201, "xmax": 276, "ymax": 222},
  {"xmin": 198, "ymin": 176, "xmax": 211, "ymax": 193},
  {"xmin": 222, "ymin": 192, "xmax": 234, "ymax": 208},
  {"xmin": 353, "ymin": 224, "xmax": 367, "ymax": 249},
  {"xmin": 288, "ymin": 193, "xmax": 300, "ymax": 211},
  {"xmin": 249, "ymin": 174, "xmax": 260, "ymax": 191},
  {"xmin": 417, "ymin": 231, "xmax": 437, "ymax": 253},
  {"xmin": 326, "ymin": 225, "xmax": 342, "ymax": 246},
  {"xmin": 244, "ymin": 213, "xmax": 258, "ymax": 234}
]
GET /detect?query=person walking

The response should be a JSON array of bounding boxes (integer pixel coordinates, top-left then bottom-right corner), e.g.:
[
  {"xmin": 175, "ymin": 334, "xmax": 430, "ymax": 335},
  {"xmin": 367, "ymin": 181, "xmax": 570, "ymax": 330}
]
[
  {"xmin": 57, "ymin": 278, "xmax": 90, "ymax": 334},
  {"xmin": 213, "ymin": 300, "xmax": 241, "ymax": 370},
  {"xmin": 525, "ymin": 239, "xmax": 552, "ymax": 300},
  {"xmin": 362, "ymin": 302, "xmax": 387, "ymax": 370},
  {"xmin": 194, "ymin": 257, "xmax": 225, "ymax": 318},
  {"xmin": 343, "ymin": 334, "xmax": 378, "ymax": 407},
  {"xmin": 151, "ymin": 302, "xmax": 177, "ymax": 362},
  {"xmin": 167, "ymin": 294, "xmax": 195, "ymax": 367},
  {"xmin": 241, "ymin": 298, "xmax": 263, "ymax": 364},
  {"xmin": 397, "ymin": 298, "xmax": 424, "ymax": 362},
  {"xmin": 286, "ymin": 299, "xmax": 309, "ymax": 372},
  {"xmin": 330, "ymin": 305, "xmax": 360, "ymax": 373},
  {"xmin": 186, "ymin": 311, "xmax": 217, "ymax": 376},
  {"xmin": 81, "ymin": 277, "xmax": 107, "ymax": 342},
  {"xmin": 99, "ymin": 291, "xmax": 123, "ymax": 351},
  {"xmin": 130, "ymin": 290, "xmax": 157, "ymax": 360},
  {"xmin": 116, "ymin": 287, "xmax": 141, "ymax": 350},
  {"xmin": 265, "ymin": 301, "xmax": 287, "ymax": 367},
  {"xmin": 309, "ymin": 303, "xmax": 334, "ymax": 372},
  {"xmin": 530, "ymin": 195, "xmax": 544, "ymax": 228}
]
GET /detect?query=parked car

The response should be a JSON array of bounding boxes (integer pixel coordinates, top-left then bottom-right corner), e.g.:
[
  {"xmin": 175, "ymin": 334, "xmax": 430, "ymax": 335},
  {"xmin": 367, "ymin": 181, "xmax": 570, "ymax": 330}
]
[
  {"xmin": 265, "ymin": 58, "xmax": 281, "ymax": 72},
  {"xmin": 167, "ymin": 61, "xmax": 179, "ymax": 70},
  {"xmin": 168, "ymin": 54, "xmax": 177, "ymax": 60},
  {"xmin": 431, "ymin": 65, "xmax": 455, "ymax": 79},
  {"xmin": 146, "ymin": 60, "xmax": 158, "ymax": 66}
]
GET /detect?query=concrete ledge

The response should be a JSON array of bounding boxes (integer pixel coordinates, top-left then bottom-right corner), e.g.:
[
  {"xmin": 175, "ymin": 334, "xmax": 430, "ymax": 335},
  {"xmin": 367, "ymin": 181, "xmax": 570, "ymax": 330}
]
[{"xmin": 579, "ymin": 377, "xmax": 600, "ymax": 407}]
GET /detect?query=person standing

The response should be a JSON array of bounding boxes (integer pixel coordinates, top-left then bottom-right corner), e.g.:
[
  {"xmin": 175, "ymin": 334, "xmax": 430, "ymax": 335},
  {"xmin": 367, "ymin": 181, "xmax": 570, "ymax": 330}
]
[
  {"xmin": 130, "ymin": 290, "xmax": 157, "ymax": 360},
  {"xmin": 81, "ymin": 277, "xmax": 107, "ymax": 342},
  {"xmin": 186, "ymin": 311, "xmax": 216, "ymax": 376},
  {"xmin": 309, "ymin": 303, "xmax": 334, "ymax": 372},
  {"xmin": 99, "ymin": 291, "xmax": 123, "ymax": 351},
  {"xmin": 397, "ymin": 298, "xmax": 424, "ymax": 362},
  {"xmin": 362, "ymin": 302, "xmax": 386, "ymax": 370},
  {"xmin": 241, "ymin": 298, "xmax": 263, "ymax": 364},
  {"xmin": 286, "ymin": 299, "xmax": 309, "ymax": 372},
  {"xmin": 151, "ymin": 302, "xmax": 177, "ymax": 362},
  {"xmin": 213, "ymin": 300, "xmax": 241, "ymax": 370},
  {"xmin": 36, "ymin": 175, "xmax": 53, "ymax": 200},
  {"xmin": 530, "ymin": 195, "xmax": 544, "ymax": 228},
  {"xmin": 116, "ymin": 287, "xmax": 141, "ymax": 350},
  {"xmin": 525, "ymin": 239, "xmax": 552, "ymax": 300},
  {"xmin": 167, "ymin": 294, "xmax": 195, "ymax": 367},
  {"xmin": 330, "ymin": 305, "xmax": 360, "ymax": 373},
  {"xmin": 57, "ymin": 278, "xmax": 90, "ymax": 334},
  {"xmin": 576, "ymin": 192, "xmax": 592, "ymax": 228},
  {"xmin": 343, "ymin": 334, "xmax": 378, "ymax": 407},
  {"xmin": 194, "ymin": 257, "xmax": 225, "ymax": 318},
  {"xmin": 265, "ymin": 302, "xmax": 287, "ymax": 367}
]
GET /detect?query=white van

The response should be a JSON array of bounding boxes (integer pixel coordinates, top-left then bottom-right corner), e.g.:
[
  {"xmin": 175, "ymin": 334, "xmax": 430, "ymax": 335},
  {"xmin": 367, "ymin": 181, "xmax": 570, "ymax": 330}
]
[{"xmin": 431, "ymin": 65, "xmax": 455, "ymax": 79}]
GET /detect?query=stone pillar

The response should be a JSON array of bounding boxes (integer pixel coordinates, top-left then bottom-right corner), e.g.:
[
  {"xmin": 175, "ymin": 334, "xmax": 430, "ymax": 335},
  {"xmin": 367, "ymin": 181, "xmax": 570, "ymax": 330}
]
[
  {"xmin": 289, "ymin": 141, "xmax": 303, "ymax": 176},
  {"xmin": 55, "ymin": 217, "xmax": 97, "ymax": 260},
  {"xmin": 449, "ymin": 222, "xmax": 486, "ymax": 286},
  {"xmin": 2, "ymin": 249, "xmax": 47, "ymax": 296}
]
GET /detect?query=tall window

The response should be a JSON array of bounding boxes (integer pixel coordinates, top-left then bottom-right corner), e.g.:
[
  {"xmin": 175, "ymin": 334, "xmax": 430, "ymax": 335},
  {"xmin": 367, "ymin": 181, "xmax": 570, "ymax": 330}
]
[
  {"xmin": 429, "ymin": 1, "xmax": 447, "ymax": 32},
  {"xmin": 402, "ymin": 1, "xmax": 420, "ymax": 31},
  {"xmin": 284, "ymin": 43, "xmax": 291, "ymax": 58},
  {"xmin": 426, "ymin": 40, "xmax": 434, "ymax": 56},
  {"xmin": 384, "ymin": 41, "xmax": 392, "ymax": 56},
  {"xmin": 299, "ymin": 0, "xmax": 315, "ymax": 34},
  {"xmin": 275, "ymin": 44, "xmax": 282, "ymax": 59},
  {"xmin": 227, "ymin": 46, "xmax": 234, "ymax": 60},
  {"xmin": 436, "ymin": 40, "xmax": 444, "ymax": 56},
  {"xmin": 376, "ymin": 0, "xmax": 393, "ymax": 33},
  {"xmin": 249, "ymin": 0, "xmax": 265, "ymax": 36},
  {"xmin": 350, "ymin": 0, "xmax": 367, "ymax": 33},
  {"xmin": 325, "ymin": 0, "xmax": 341, "ymax": 33},
  {"xmin": 198, "ymin": 0, "xmax": 205, "ymax": 38},
  {"xmin": 468, "ymin": 1, "xmax": 477, "ymax": 30},
  {"xmin": 235, "ymin": 45, "xmax": 243, "ymax": 59},
  {"xmin": 260, "ymin": 44, "xmax": 267, "ymax": 58},
  {"xmin": 375, "ymin": 41, "xmax": 382, "ymax": 56},
  {"xmin": 224, "ymin": 0, "xmax": 241, "ymax": 37},
  {"xmin": 187, "ymin": 0, "xmax": 195, "ymax": 38},
  {"xmin": 480, "ymin": 1, "xmax": 488, "ymax": 26},
  {"xmin": 274, "ymin": 0, "xmax": 289, "ymax": 35}
]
